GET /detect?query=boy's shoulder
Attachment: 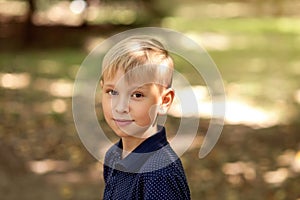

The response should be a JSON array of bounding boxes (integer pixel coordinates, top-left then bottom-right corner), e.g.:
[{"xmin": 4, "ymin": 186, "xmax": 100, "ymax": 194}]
[
  {"xmin": 137, "ymin": 148, "xmax": 190, "ymax": 200},
  {"xmin": 139, "ymin": 144, "xmax": 183, "ymax": 173}
]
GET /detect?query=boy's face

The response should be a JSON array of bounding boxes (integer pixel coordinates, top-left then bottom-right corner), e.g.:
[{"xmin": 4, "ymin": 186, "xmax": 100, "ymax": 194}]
[{"xmin": 101, "ymin": 69, "xmax": 165, "ymax": 138}]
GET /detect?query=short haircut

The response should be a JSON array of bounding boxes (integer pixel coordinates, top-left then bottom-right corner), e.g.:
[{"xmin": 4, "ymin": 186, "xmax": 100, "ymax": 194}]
[{"xmin": 101, "ymin": 36, "xmax": 174, "ymax": 88}]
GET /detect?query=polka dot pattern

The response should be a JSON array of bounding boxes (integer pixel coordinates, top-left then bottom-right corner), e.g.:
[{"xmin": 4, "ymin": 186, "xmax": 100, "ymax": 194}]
[{"xmin": 103, "ymin": 127, "xmax": 190, "ymax": 200}]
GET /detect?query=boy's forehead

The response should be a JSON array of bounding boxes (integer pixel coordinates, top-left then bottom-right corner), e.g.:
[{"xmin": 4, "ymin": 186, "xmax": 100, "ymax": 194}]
[
  {"xmin": 103, "ymin": 79, "xmax": 156, "ymax": 90},
  {"xmin": 103, "ymin": 69, "xmax": 161, "ymax": 87}
]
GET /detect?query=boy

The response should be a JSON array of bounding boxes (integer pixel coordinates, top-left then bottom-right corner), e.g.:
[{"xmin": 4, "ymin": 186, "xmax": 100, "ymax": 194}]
[{"xmin": 101, "ymin": 36, "xmax": 190, "ymax": 199}]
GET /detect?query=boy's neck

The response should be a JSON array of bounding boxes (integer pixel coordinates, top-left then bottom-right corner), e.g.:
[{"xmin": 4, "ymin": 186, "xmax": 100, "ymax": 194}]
[{"xmin": 121, "ymin": 125, "xmax": 158, "ymax": 159}]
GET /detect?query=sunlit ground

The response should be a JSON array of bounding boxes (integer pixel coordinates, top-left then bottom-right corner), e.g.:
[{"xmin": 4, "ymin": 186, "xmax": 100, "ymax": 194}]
[{"xmin": 168, "ymin": 85, "xmax": 280, "ymax": 128}]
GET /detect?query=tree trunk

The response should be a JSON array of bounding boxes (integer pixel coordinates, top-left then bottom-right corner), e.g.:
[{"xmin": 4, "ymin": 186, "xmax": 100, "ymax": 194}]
[{"xmin": 23, "ymin": 0, "xmax": 36, "ymax": 47}]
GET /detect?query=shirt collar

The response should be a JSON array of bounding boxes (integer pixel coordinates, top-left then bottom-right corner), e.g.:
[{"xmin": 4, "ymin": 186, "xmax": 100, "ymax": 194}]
[{"xmin": 114, "ymin": 126, "xmax": 168, "ymax": 172}]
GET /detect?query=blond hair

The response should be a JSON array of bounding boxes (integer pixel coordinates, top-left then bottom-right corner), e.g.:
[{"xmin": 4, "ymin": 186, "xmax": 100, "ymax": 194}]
[{"xmin": 101, "ymin": 36, "xmax": 174, "ymax": 88}]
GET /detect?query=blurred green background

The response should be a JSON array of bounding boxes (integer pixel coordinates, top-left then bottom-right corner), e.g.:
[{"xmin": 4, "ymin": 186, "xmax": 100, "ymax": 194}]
[{"xmin": 1, "ymin": 0, "xmax": 300, "ymax": 199}]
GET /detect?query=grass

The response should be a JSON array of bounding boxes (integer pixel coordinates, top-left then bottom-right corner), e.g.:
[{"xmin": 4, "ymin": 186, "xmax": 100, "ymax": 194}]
[
  {"xmin": 0, "ymin": 48, "xmax": 85, "ymax": 78},
  {"xmin": 162, "ymin": 17, "xmax": 300, "ymax": 35}
]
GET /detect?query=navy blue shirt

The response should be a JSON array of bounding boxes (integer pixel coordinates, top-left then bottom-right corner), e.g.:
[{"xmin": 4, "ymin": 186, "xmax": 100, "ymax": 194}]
[{"xmin": 103, "ymin": 127, "xmax": 190, "ymax": 200}]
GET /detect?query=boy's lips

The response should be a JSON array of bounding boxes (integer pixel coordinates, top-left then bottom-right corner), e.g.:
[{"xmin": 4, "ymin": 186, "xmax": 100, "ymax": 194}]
[{"xmin": 113, "ymin": 118, "xmax": 134, "ymax": 127}]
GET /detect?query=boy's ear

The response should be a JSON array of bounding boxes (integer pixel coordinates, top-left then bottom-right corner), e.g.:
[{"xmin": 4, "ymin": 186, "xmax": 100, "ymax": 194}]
[
  {"xmin": 158, "ymin": 88, "xmax": 175, "ymax": 115},
  {"xmin": 100, "ymin": 80, "xmax": 103, "ymax": 88}
]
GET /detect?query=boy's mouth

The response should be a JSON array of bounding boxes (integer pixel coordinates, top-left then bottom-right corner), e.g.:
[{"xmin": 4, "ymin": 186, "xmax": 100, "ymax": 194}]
[{"xmin": 113, "ymin": 118, "xmax": 134, "ymax": 127}]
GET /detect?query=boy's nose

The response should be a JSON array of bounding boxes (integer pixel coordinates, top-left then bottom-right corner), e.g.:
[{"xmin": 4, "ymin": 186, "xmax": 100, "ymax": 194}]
[{"xmin": 113, "ymin": 96, "xmax": 129, "ymax": 113}]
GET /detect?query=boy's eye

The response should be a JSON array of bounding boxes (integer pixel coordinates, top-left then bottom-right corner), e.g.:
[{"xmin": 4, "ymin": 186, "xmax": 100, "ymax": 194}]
[
  {"xmin": 131, "ymin": 92, "xmax": 144, "ymax": 98},
  {"xmin": 107, "ymin": 90, "xmax": 118, "ymax": 96}
]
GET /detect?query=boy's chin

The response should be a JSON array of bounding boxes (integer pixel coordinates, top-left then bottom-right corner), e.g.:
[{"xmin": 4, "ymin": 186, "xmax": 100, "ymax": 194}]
[{"xmin": 113, "ymin": 125, "xmax": 155, "ymax": 139}]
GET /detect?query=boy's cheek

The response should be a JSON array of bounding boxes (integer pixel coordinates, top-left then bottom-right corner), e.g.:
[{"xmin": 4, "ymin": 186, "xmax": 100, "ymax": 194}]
[{"xmin": 102, "ymin": 102, "xmax": 112, "ymax": 118}]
